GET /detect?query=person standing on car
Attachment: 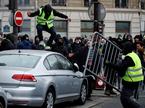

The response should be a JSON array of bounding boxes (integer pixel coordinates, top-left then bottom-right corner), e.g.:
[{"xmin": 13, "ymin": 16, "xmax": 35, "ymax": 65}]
[
  {"xmin": 105, "ymin": 41, "xmax": 144, "ymax": 108},
  {"xmin": 27, "ymin": 4, "xmax": 71, "ymax": 47}
]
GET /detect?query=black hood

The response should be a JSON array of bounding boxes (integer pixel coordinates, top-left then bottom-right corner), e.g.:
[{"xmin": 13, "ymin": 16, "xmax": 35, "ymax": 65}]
[
  {"xmin": 44, "ymin": 4, "xmax": 52, "ymax": 11},
  {"xmin": 121, "ymin": 41, "xmax": 134, "ymax": 55}
]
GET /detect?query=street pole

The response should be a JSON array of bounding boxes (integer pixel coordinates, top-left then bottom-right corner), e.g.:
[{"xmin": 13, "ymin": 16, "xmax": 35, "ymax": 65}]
[
  {"xmin": 139, "ymin": 0, "xmax": 142, "ymax": 36},
  {"xmin": 12, "ymin": 0, "xmax": 18, "ymax": 35},
  {"xmin": 93, "ymin": 0, "xmax": 99, "ymax": 32},
  {"xmin": 10, "ymin": 0, "xmax": 18, "ymax": 46}
]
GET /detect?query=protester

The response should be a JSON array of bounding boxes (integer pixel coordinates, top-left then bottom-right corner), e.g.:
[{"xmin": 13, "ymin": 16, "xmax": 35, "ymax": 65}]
[
  {"xmin": 51, "ymin": 36, "xmax": 68, "ymax": 57},
  {"xmin": 0, "ymin": 36, "xmax": 15, "ymax": 51},
  {"xmin": 69, "ymin": 37, "xmax": 82, "ymax": 63},
  {"xmin": 135, "ymin": 41, "xmax": 145, "ymax": 67},
  {"xmin": 17, "ymin": 34, "xmax": 32, "ymax": 49},
  {"xmin": 27, "ymin": 4, "xmax": 71, "ymax": 47},
  {"xmin": 105, "ymin": 41, "xmax": 144, "ymax": 108},
  {"xmin": 32, "ymin": 36, "xmax": 41, "ymax": 49}
]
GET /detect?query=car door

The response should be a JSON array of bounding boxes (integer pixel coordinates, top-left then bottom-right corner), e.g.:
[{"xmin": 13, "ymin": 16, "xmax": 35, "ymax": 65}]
[
  {"xmin": 56, "ymin": 55, "xmax": 81, "ymax": 96},
  {"xmin": 46, "ymin": 54, "xmax": 72, "ymax": 99}
]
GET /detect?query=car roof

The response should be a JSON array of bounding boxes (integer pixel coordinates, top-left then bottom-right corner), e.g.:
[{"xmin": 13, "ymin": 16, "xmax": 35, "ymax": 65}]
[{"xmin": 0, "ymin": 50, "xmax": 56, "ymax": 57}]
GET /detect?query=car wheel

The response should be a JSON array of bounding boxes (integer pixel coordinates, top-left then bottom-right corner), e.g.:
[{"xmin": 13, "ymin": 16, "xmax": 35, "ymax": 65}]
[
  {"xmin": 42, "ymin": 88, "xmax": 55, "ymax": 108},
  {"xmin": 0, "ymin": 101, "xmax": 4, "ymax": 108},
  {"xmin": 77, "ymin": 82, "xmax": 87, "ymax": 105}
]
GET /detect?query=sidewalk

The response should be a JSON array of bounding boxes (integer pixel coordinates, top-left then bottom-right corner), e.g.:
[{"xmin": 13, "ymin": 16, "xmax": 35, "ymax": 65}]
[
  {"xmin": 91, "ymin": 89, "xmax": 145, "ymax": 108},
  {"xmin": 88, "ymin": 89, "xmax": 121, "ymax": 108},
  {"xmin": 54, "ymin": 89, "xmax": 120, "ymax": 108},
  {"xmin": 55, "ymin": 89, "xmax": 145, "ymax": 108},
  {"xmin": 64, "ymin": 90, "xmax": 121, "ymax": 108}
]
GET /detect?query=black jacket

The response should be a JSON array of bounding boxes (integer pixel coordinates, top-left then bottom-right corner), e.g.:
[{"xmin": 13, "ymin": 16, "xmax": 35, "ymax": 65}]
[
  {"xmin": 108, "ymin": 55, "xmax": 140, "ymax": 89},
  {"xmin": 0, "ymin": 39, "xmax": 15, "ymax": 51},
  {"xmin": 28, "ymin": 6, "xmax": 68, "ymax": 19}
]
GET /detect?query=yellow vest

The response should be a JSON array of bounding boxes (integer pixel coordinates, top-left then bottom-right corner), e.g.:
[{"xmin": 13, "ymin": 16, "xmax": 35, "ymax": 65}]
[
  {"xmin": 122, "ymin": 52, "xmax": 144, "ymax": 82},
  {"xmin": 37, "ymin": 8, "xmax": 54, "ymax": 28}
]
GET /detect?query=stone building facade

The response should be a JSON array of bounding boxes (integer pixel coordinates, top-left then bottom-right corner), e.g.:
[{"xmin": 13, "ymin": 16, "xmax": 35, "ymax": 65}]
[{"xmin": 0, "ymin": 0, "xmax": 145, "ymax": 39}]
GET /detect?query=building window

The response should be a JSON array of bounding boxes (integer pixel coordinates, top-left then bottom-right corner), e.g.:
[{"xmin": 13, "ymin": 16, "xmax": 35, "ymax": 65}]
[
  {"xmin": 0, "ymin": 19, "xmax": 1, "ymax": 32},
  {"xmin": 52, "ymin": 0, "xmax": 66, "ymax": 6},
  {"xmin": 18, "ymin": 0, "xmax": 30, "ymax": 6},
  {"xmin": 141, "ymin": 0, "xmax": 145, "ymax": 9},
  {"xmin": 54, "ymin": 20, "xmax": 68, "ymax": 37},
  {"xmin": 20, "ymin": 19, "xmax": 31, "ymax": 32},
  {"xmin": 84, "ymin": 0, "xmax": 89, "ymax": 7},
  {"xmin": 115, "ymin": 0, "xmax": 128, "ymax": 8},
  {"xmin": 81, "ymin": 20, "xmax": 93, "ymax": 37},
  {"xmin": 116, "ymin": 21, "xmax": 130, "ymax": 36}
]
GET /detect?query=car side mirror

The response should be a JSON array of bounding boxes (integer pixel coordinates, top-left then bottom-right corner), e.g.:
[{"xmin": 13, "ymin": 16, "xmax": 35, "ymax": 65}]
[{"xmin": 73, "ymin": 63, "xmax": 79, "ymax": 72}]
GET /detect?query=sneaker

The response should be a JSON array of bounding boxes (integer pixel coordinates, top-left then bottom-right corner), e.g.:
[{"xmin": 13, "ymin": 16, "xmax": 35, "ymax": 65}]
[{"xmin": 104, "ymin": 90, "xmax": 110, "ymax": 96}]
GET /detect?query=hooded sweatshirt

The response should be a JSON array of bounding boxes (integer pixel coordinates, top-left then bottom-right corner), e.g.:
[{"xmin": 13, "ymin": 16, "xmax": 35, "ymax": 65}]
[{"xmin": 28, "ymin": 4, "xmax": 68, "ymax": 19}]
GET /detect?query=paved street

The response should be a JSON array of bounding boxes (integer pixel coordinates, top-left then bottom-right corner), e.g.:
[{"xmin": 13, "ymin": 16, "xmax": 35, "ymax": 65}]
[
  {"xmin": 53, "ymin": 88, "xmax": 145, "ymax": 108},
  {"xmin": 8, "ymin": 90, "xmax": 116, "ymax": 108},
  {"xmin": 54, "ymin": 90, "xmax": 111, "ymax": 108},
  {"xmin": 91, "ymin": 89, "xmax": 145, "ymax": 108},
  {"xmin": 8, "ymin": 89, "xmax": 145, "ymax": 108},
  {"xmin": 0, "ymin": 0, "xmax": 145, "ymax": 108},
  {"xmin": 7, "ymin": 90, "xmax": 120, "ymax": 108}
]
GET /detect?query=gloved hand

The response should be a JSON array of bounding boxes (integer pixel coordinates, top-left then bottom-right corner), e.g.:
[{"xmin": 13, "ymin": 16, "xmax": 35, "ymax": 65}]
[
  {"xmin": 67, "ymin": 18, "xmax": 71, "ymax": 22},
  {"xmin": 27, "ymin": 11, "xmax": 31, "ymax": 16}
]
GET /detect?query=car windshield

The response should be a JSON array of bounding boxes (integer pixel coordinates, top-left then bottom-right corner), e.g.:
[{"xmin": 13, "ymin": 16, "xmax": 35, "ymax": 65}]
[{"xmin": 0, "ymin": 54, "xmax": 40, "ymax": 68}]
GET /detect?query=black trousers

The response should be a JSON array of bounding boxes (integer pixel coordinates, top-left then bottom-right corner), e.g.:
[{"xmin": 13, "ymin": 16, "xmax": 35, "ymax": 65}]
[
  {"xmin": 105, "ymin": 69, "xmax": 116, "ymax": 92},
  {"xmin": 36, "ymin": 24, "xmax": 57, "ymax": 46},
  {"xmin": 120, "ymin": 86, "xmax": 141, "ymax": 108}
]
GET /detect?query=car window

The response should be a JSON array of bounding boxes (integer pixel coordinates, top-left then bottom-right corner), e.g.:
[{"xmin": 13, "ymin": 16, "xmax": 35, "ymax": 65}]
[
  {"xmin": 47, "ymin": 55, "xmax": 62, "ymax": 70},
  {"xmin": 44, "ymin": 58, "xmax": 50, "ymax": 70},
  {"xmin": 56, "ymin": 55, "xmax": 73, "ymax": 70},
  {"xmin": 0, "ymin": 54, "xmax": 40, "ymax": 68}
]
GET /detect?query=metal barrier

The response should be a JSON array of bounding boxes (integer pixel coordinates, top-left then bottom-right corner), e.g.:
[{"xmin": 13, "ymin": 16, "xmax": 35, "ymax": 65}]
[
  {"xmin": 83, "ymin": 32, "xmax": 145, "ymax": 99},
  {"xmin": 83, "ymin": 32, "xmax": 122, "ymax": 92}
]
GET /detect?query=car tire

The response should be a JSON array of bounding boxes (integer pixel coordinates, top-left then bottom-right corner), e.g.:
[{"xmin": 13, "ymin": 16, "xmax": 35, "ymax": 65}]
[
  {"xmin": 42, "ymin": 88, "xmax": 55, "ymax": 108},
  {"xmin": 77, "ymin": 82, "xmax": 87, "ymax": 105},
  {"xmin": 0, "ymin": 101, "xmax": 4, "ymax": 108}
]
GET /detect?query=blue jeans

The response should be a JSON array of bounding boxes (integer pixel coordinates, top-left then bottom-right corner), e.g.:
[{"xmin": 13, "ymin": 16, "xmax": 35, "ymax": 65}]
[
  {"xmin": 36, "ymin": 24, "xmax": 57, "ymax": 46},
  {"xmin": 120, "ymin": 86, "xmax": 141, "ymax": 108}
]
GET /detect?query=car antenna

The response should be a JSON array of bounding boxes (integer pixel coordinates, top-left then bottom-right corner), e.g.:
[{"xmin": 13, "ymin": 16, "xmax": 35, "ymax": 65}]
[{"xmin": 18, "ymin": 49, "xmax": 21, "ymax": 53}]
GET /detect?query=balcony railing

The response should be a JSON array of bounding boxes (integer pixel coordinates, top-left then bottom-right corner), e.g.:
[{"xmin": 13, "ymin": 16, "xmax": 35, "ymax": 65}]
[
  {"xmin": 84, "ymin": 0, "xmax": 92, "ymax": 7},
  {"xmin": 84, "ymin": 2, "xmax": 89, "ymax": 7},
  {"xmin": 52, "ymin": 0, "xmax": 66, "ymax": 6},
  {"xmin": 115, "ymin": 1, "xmax": 128, "ymax": 8}
]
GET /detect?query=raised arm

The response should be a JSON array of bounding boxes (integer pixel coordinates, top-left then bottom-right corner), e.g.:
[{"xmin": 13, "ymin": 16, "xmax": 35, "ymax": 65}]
[
  {"xmin": 27, "ymin": 10, "xmax": 40, "ymax": 17},
  {"xmin": 53, "ymin": 9, "xmax": 71, "ymax": 22}
]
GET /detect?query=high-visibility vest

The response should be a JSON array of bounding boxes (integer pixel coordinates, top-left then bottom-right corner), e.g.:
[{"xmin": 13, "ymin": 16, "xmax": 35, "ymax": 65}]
[
  {"xmin": 37, "ymin": 8, "xmax": 54, "ymax": 28},
  {"xmin": 122, "ymin": 52, "xmax": 144, "ymax": 82}
]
